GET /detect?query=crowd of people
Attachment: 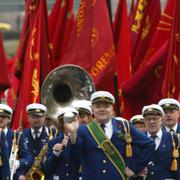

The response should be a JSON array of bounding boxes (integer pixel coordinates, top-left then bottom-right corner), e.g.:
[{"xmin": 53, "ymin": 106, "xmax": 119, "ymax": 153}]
[{"xmin": 0, "ymin": 90, "xmax": 180, "ymax": 180}]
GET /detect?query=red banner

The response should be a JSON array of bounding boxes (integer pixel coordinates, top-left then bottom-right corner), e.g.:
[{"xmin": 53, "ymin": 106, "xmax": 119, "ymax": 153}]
[
  {"xmin": 12, "ymin": 0, "xmax": 53, "ymax": 129},
  {"xmin": 59, "ymin": 0, "xmax": 115, "ymax": 88},
  {"xmin": 0, "ymin": 32, "xmax": 10, "ymax": 97},
  {"xmin": 48, "ymin": 0, "xmax": 74, "ymax": 68},
  {"xmin": 113, "ymin": 0, "xmax": 132, "ymax": 118},
  {"xmin": 130, "ymin": 0, "xmax": 161, "ymax": 73},
  {"xmin": 162, "ymin": 0, "xmax": 180, "ymax": 99}
]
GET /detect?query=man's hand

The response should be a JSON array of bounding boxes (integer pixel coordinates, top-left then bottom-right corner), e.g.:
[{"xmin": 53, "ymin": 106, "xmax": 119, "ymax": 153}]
[
  {"xmin": 125, "ymin": 167, "xmax": 135, "ymax": 177},
  {"xmin": 63, "ymin": 120, "xmax": 79, "ymax": 144},
  {"xmin": 138, "ymin": 167, "xmax": 148, "ymax": 177},
  {"xmin": 18, "ymin": 175, "xmax": 26, "ymax": 180}
]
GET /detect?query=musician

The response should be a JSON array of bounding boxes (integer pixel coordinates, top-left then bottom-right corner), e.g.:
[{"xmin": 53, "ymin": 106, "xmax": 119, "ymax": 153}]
[
  {"xmin": 73, "ymin": 100, "xmax": 92, "ymax": 125},
  {"xmin": 158, "ymin": 98, "xmax": 180, "ymax": 133},
  {"xmin": 70, "ymin": 91, "xmax": 155, "ymax": 180},
  {"xmin": 0, "ymin": 129, "xmax": 10, "ymax": 180},
  {"xmin": 23, "ymin": 103, "xmax": 58, "ymax": 160},
  {"xmin": 142, "ymin": 104, "xmax": 180, "ymax": 179},
  {"xmin": 130, "ymin": 115, "xmax": 146, "ymax": 132},
  {"xmin": 0, "ymin": 104, "xmax": 32, "ymax": 180},
  {"xmin": 44, "ymin": 107, "xmax": 80, "ymax": 180}
]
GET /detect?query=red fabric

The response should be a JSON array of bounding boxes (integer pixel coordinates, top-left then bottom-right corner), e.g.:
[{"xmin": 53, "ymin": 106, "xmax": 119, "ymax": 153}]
[
  {"xmin": 113, "ymin": 0, "xmax": 132, "ymax": 118},
  {"xmin": 162, "ymin": 0, "xmax": 180, "ymax": 98},
  {"xmin": 122, "ymin": 41, "xmax": 168, "ymax": 116},
  {"xmin": 48, "ymin": 0, "xmax": 74, "ymax": 68},
  {"xmin": 14, "ymin": 0, "xmax": 37, "ymax": 79},
  {"xmin": 12, "ymin": 0, "xmax": 53, "ymax": 129},
  {"xmin": 140, "ymin": 0, "xmax": 175, "ymax": 68},
  {"xmin": 129, "ymin": 0, "xmax": 161, "ymax": 73},
  {"xmin": 0, "ymin": 32, "xmax": 10, "ymax": 96},
  {"xmin": 59, "ymin": 0, "xmax": 115, "ymax": 88}
]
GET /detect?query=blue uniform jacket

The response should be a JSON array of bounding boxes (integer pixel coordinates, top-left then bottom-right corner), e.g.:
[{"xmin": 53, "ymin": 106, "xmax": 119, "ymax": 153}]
[
  {"xmin": 44, "ymin": 133, "xmax": 80, "ymax": 180},
  {"xmin": 6, "ymin": 129, "xmax": 33, "ymax": 180},
  {"xmin": 76, "ymin": 118, "xmax": 155, "ymax": 180},
  {"xmin": 0, "ymin": 131, "xmax": 10, "ymax": 180},
  {"xmin": 23, "ymin": 126, "xmax": 57, "ymax": 160},
  {"xmin": 146, "ymin": 130, "xmax": 180, "ymax": 180}
]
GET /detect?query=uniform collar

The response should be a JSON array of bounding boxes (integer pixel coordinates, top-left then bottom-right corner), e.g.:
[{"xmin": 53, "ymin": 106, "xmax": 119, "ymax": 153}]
[
  {"xmin": 147, "ymin": 128, "xmax": 163, "ymax": 140},
  {"xmin": 165, "ymin": 123, "xmax": 178, "ymax": 132},
  {"xmin": 31, "ymin": 126, "xmax": 43, "ymax": 135}
]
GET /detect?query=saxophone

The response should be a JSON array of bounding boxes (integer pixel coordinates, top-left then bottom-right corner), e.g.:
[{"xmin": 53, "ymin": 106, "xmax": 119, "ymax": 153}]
[
  {"xmin": 25, "ymin": 143, "xmax": 48, "ymax": 180},
  {"xmin": 26, "ymin": 127, "xmax": 57, "ymax": 180}
]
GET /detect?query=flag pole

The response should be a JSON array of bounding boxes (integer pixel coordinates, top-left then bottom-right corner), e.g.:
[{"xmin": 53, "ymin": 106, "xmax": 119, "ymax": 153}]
[{"xmin": 106, "ymin": 0, "xmax": 121, "ymax": 116}]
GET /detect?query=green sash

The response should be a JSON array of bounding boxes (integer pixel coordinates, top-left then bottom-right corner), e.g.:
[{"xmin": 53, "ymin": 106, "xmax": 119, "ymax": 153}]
[{"xmin": 87, "ymin": 120, "xmax": 127, "ymax": 180}]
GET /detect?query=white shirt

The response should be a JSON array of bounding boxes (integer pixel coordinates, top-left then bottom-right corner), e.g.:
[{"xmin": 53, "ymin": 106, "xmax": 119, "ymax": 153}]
[
  {"xmin": 147, "ymin": 129, "xmax": 162, "ymax": 150},
  {"xmin": 31, "ymin": 127, "xmax": 43, "ymax": 139},
  {"xmin": 165, "ymin": 123, "xmax": 178, "ymax": 133},
  {"xmin": 99, "ymin": 119, "xmax": 113, "ymax": 139},
  {"xmin": 3, "ymin": 126, "xmax": 8, "ymax": 135}
]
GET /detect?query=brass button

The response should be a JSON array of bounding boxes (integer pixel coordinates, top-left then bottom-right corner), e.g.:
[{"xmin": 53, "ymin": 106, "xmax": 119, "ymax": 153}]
[
  {"xmin": 151, "ymin": 172, "xmax": 154, "ymax": 175},
  {"xmin": 66, "ymin": 173, "xmax": 69, "ymax": 176},
  {"xmin": 65, "ymin": 163, "xmax": 69, "ymax": 167},
  {"xmin": 102, "ymin": 160, "xmax": 106, "ymax": 163},
  {"xmin": 102, "ymin": 170, "xmax": 106, "ymax": 173}
]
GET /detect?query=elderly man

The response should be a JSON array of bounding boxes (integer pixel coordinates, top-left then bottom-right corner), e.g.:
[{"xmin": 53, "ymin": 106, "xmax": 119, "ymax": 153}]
[
  {"xmin": 158, "ymin": 98, "xmax": 180, "ymax": 133},
  {"xmin": 0, "ymin": 104, "xmax": 32, "ymax": 180},
  {"xmin": 143, "ymin": 104, "xmax": 180, "ymax": 180},
  {"xmin": 70, "ymin": 91, "xmax": 155, "ymax": 180}
]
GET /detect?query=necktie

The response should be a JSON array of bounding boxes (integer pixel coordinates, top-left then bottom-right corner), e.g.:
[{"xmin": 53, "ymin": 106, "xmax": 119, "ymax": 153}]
[
  {"xmin": 34, "ymin": 130, "xmax": 39, "ymax": 140},
  {"xmin": 150, "ymin": 135, "xmax": 157, "ymax": 141},
  {"xmin": 100, "ymin": 124, "xmax": 106, "ymax": 133}
]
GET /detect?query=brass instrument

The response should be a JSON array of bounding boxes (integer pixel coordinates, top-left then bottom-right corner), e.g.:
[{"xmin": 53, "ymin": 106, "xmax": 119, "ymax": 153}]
[
  {"xmin": 25, "ymin": 144, "xmax": 47, "ymax": 180},
  {"xmin": 25, "ymin": 65, "xmax": 95, "ymax": 180},
  {"xmin": 26, "ymin": 128, "xmax": 55, "ymax": 180},
  {"xmin": 41, "ymin": 64, "xmax": 95, "ymax": 121}
]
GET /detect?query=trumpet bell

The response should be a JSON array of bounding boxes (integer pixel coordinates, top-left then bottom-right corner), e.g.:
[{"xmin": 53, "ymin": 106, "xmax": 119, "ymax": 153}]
[{"xmin": 41, "ymin": 65, "xmax": 95, "ymax": 121}]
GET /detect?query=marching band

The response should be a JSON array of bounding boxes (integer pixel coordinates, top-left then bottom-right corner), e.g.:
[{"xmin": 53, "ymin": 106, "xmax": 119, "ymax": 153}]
[{"xmin": 0, "ymin": 92, "xmax": 179, "ymax": 180}]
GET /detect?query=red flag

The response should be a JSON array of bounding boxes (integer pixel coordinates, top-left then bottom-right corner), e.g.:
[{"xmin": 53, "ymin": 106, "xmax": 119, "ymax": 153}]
[
  {"xmin": 14, "ymin": 0, "xmax": 37, "ymax": 79},
  {"xmin": 140, "ymin": 0, "xmax": 175, "ymax": 68},
  {"xmin": 59, "ymin": 0, "xmax": 115, "ymax": 88},
  {"xmin": 48, "ymin": 0, "xmax": 74, "ymax": 68},
  {"xmin": 162, "ymin": 0, "xmax": 180, "ymax": 98},
  {"xmin": 130, "ymin": 0, "xmax": 161, "ymax": 73},
  {"xmin": 12, "ymin": 0, "xmax": 53, "ymax": 129},
  {"xmin": 0, "ymin": 32, "xmax": 10, "ymax": 97},
  {"xmin": 113, "ymin": 0, "xmax": 132, "ymax": 118},
  {"xmin": 122, "ymin": 42, "xmax": 168, "ymax": 116}
]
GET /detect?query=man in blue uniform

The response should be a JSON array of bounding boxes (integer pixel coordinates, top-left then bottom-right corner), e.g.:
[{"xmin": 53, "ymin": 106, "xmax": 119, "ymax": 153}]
[
  {"xmin": 44, "ymin": 107, "xmax": 80, "ymax": 180},
  {"xmin": 73, "ymin": 100, "xmax": 92, "ymax": 125},
  {"xmin": 23, "ymin": 103, "xmax": 58, "ymax": 160},
  {"xmin": 142, "ymin": 104, "xmax": 180, "ymax": 180},
  {"xmin": 130, "ymin": 115, "xmax": 146, "ymax": 132},
  {"xmin": 158, "ymin": 98, "xmax": 180, "ymax": 133},
  {"xmin": 0, "ymin": 104, "xmax": 32, "ymax": 180},
  {"xmin": 0, "ymin": 129, "xmax": 10, "ymax": 180},
  {"xmin": 23, "ymin": 103, "xmax": 58, "ymax": 179},
  {"xmin": 71, "ymin": 91, "xmax": 155, "ymax": 180}
]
